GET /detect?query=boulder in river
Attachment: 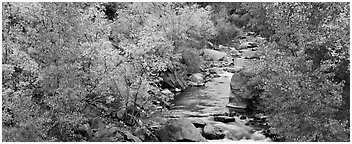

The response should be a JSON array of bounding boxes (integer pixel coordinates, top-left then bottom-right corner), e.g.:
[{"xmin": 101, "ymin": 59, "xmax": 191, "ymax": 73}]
[
  {"xmin": 229, "ymin": 72, "xmax": 250, "ymax": 108},
  {"xmin": 213, "ymin": 116, "xmax": 236, "ymax": 123},
  {"xmin": 185, "ymin": 118, "xmax": 208, "ymax": 128},
  {"xmin": 189, "ymin": 73, "xmax": 205, "ymax": 87},
  {"xmin": 202, "ymin": 124, "xmax": 225, "ymax": 140},
  {"xmin": 213, "ymin": 122, "xmax": 253, "ymax": 141},
  {"xmin": 155, "ymin": 119, "xmax": 207, "ymax": 142}
]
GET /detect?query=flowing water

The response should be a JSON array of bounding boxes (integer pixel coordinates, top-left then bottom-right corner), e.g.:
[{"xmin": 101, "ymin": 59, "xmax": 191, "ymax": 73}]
[
  {"xmin": 171, "ymin": 71, "xmax": 233, "ymax": 115},
  {"xmin": 163, "ymin": 58, "xmax": 271, "ymax": 141}
]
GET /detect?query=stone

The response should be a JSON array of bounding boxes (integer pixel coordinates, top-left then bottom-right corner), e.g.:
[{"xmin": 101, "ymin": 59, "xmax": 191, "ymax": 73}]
[
  {"xmin": 202, "ymin": 124, "xmax": 225, "ymax": 140},
  {"xmin": 213, "ymin": 116, "xmax": 236, "ymax": 123},
  {"xmin": 189, "ymin": 73, "xmax": 204, "ymax": 83},
  {"xmin": 161, "ymin": 89, "xmax": 172, "ymax": 95},
  {"xmin": 255, "ymin": 113, "xmax": 268, "ymax": 120},
  {"xmin": 230, "ymin": 48, "xmax": 242, "ymax": 57},
  {"xmin": 202, "ymin": 49, "xmax": 227, "ymax": 61},
  {"xmin": 175, "ymin": 88, "xmax": 182, "ymax": 92},
  {"xmin": 185, "ymin": 118, "xmax": 207, "ymax": 128},
  {"xmin": 155, "ymin": 119, "xmax": 207, "ymax": 142},
  {"xmin": 189, "ymin": 73, "xmax": 205, "ymax": 87},
  {"xmin": 239, "ymin": 42, "xmax": 258, "ymax": 50},
  {"xmin": 225, "ymin": 66, "xmax": 244, "ymax": 73},
  {"xmin": 208, "ymin": 67, "xmax": 225, "ymax": 75},
  {"xmin": 239, "ymin": 115, "xmax": 247, "ymax": 120},
  {"xmin": 250, "ymin": 131, "xmax": 267, "ymax": 141},
  {"xmin": 213, "ymin": 123, "xmax": 253, "ymax": 141},
  {"xmin": 229, "ymin": 72, "xmax": 250, "ymax": 108}
]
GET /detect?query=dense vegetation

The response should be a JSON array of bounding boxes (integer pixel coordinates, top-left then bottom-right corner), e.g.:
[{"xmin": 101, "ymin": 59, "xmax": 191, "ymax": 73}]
[{"xmin": 2, "ymin": 2, "xmax": 349, "ymax": 142}]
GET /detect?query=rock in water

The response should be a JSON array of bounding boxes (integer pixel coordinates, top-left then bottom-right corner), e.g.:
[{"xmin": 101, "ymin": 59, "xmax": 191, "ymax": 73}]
[
  {"xmin": 189, "ymin": 73, "xmax": 205, "ymax": 86},
  {"xmin": 202, "ymin": 124, "xmax": 225, "ymax": 140},
  {"xmin": 161, "ymin": 89, "xmax": 172, "ymax": 95},
  {"xmin": 155, "ymin": 119, "xmax": 207, "ymax": 142},
  {"xmin": 213, "ymin": 116, "xmax": 236, "ymax": 123},
  {"xmin": 185, "ymin": 118, "xmax": 207, "ymax": 128}
]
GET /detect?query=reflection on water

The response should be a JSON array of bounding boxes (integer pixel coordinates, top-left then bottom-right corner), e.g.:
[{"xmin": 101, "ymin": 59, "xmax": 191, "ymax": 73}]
[{"xmin": 171, "ymin": 72, "xmax": 234, "ymax": 114}]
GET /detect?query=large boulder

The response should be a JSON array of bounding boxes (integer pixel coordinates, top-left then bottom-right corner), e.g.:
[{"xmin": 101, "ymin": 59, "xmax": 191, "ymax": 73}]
[
  {"xmin": 185, "ymin": 118, "xmax": 208, "ymax": 128},
  {"xmin": 229, "ymin": 72, "xmax": 250, "ymax": 108},
  {"xmin": 213, "ymin": 116, "xmax": 237, "ymax": 123},
  {"xmin": 202, "ymin": 124, "xmax": 225, "ymax": 140},
  {"xmin": 213, "ymin": 122, "xmax": 253, "ymax": 141},
  {"xmin": 189, "ymin": 73, "xmax": 205, "ymax": 87},
  {"xmin": 202, "ymin": 49, "xmax": 227, "ymax": 61},
  {"xmin": 155, "ymin": 119, "xmax": 207, "ymax": 142}
]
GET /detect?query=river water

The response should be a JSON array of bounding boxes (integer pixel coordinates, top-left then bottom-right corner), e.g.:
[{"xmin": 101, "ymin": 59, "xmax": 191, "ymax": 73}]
[
  {"xmin": 171, "ymin": 71, "xmax": 233, "ymax": 115},
  {"xmin": 163, "ymin": 58, "xmax": 271, "ymax": 142}
]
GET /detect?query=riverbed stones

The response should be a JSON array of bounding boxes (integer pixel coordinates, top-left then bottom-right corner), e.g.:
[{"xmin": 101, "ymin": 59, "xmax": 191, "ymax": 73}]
[
  {"xmin": 208, "ymin": 67, "xmax": 225, "ymax": 74},
  {"xmin": 239, "ymin": 42, "xmax": 258, "ymax": 50},
  {"xmin": 155, "ymin": 119, "xmax": 207, "ymax": 142},
  {"xmin": 225, "ymin": 66, "xmax": 244, "ymax": 73},
  {"xmin": 213, "ymin": 116, "xmax": 236, "ymax": 123},
  {"xmin": 202, "ymin": 124, "xmax": 225, "ymax": 140}
]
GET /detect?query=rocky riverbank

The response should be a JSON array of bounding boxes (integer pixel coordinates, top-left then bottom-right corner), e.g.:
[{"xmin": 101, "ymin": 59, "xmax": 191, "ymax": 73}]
[{"xmin": 72, "ymin": 32, "xmax": 284, "ymax": 142}]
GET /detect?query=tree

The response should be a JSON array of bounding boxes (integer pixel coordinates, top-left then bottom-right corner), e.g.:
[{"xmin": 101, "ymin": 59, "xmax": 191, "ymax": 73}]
[{"xmin": 246, "ymin": 2, "xmax": 349, "ymax": 142}]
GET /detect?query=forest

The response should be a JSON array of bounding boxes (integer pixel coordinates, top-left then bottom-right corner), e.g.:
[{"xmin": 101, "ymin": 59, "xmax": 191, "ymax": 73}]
[{"xmin": 2, "ymin": 2, "xmax": 350, "ymax": 142}]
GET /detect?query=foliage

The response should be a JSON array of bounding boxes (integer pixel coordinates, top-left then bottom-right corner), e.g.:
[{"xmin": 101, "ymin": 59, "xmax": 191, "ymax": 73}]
[
  {"xmin": 246, "ymin": 2, "xmax": 350, "ymax": 142},
  {"xmin": 2, "ymin": 2, "xmax": 217, "ymax": 142},
  {"xmin": 2, "ymin": 2, "xmax": 349, "ymax": 142},
  {"xmin": 208, "ymin": 4, "xmax": 243, "ymax": 45}
]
